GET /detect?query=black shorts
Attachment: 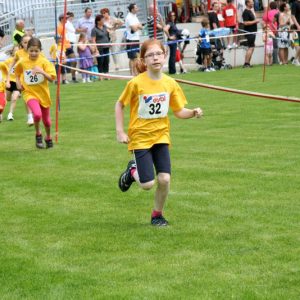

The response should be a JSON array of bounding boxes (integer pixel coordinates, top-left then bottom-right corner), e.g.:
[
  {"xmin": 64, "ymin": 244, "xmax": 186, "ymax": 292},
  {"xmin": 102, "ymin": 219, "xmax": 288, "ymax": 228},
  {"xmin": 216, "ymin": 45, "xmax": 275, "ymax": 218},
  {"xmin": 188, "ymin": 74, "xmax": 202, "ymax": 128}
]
[
  {"xmin": 65, "ymin": 47, "xmax": 74, "ymax": 56},
  {"xmin": 55, "ymin": 64, "xmax": 66, "ymax": 75},
  {"xmin": 246, "ymin": 34, "xmax": 256, "ymax": 48},
  {"xmin": 126, "ymin": 40, "xmax": 140, "ymax": 60},
  {"xmin": 133, "ymin": 144, "xmax": 171, "ymax": 183},
  {"xmin": 200, "ymin": 47, "xmax": 212, "ymax": 55},
  {"xmin": 6, "ymin": 81, "xmax": 20, "ymax": 93}
]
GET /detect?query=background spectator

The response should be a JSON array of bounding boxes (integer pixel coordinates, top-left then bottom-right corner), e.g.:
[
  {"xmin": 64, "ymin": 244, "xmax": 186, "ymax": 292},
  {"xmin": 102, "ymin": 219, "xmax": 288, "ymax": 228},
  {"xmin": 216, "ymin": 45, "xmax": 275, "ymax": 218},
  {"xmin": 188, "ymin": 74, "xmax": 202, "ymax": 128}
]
[
  {"xmin": 147, "ymin": 4, "xmax": 165, "ymax": 41},
  {"xmin": 101, "ymin": 7, "xmax": 124, "ymax": 71},
  {"xmin": 125, "ymin": 3, "xmax": 143, "ymax": 75},
  {"xmin": 91, "ymin": 14, "xmax": 110, "ymax": 77},
  {"xmin": 76, "ymin": 7, "xmax": 94, "ymax": 40},
  {"xmin": 242, "ymin": 0, "xmax": 260, "ymax": 67}
]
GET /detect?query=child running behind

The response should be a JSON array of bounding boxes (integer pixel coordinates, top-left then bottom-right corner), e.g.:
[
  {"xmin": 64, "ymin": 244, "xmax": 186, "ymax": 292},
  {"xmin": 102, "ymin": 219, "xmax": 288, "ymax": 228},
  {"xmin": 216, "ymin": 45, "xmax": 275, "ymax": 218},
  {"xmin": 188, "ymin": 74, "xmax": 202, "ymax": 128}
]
[
  {"xmin": 77, "ymin": 33, "xmax": 94, "ymax": 83},
  {"xmin": 10, "ymin": 34, "xmax": 34, "ymax": 125},
  {"xmin": 115, "ymin": 39, "xmax": 203, "ymax": 226},
  {"xmin": 4, "ymin": 45, "xmax": 21, "ymax": 121},
  {"xmin": 49, "ymin": 35, "xmax": 68, "ymax": 84},
  {"xmin": 15, "ymin": 37, "xmax": 56, "ymax": 149},
  {"xmin": 0, "ymin": 62, "xmax": 8, "ymax": 122}
]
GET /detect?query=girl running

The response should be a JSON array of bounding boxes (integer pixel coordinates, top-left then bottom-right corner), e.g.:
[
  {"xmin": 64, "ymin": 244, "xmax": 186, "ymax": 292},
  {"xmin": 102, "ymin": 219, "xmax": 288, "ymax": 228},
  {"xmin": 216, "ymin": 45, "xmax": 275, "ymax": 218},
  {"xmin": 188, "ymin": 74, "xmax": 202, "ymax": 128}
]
[
  {"xmin": 10, "ymin": 34, "xmax": 34, "ymax": 125},
  {"xmin": 4, "ymin": 45, "xmax": 21, "ymax": 120},
  {"xmin": 0, "ymin": 62, "xmax": 8, "ymax": 122},
  {"xmin": 15, "ymin": 37, "xmax": 56, "ymax": 149},
  {"xmin": 115, "ymin": 39, "xmax": 203, "ymax": 226}
]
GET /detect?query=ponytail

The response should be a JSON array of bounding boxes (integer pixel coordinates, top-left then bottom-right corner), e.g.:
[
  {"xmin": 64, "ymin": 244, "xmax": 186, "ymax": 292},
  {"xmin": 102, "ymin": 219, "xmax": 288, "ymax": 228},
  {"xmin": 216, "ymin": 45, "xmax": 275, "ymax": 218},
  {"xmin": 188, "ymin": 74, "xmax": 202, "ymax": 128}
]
[{"xmin": 134, "ymin": 57, "xmax": 147, "ymax": 74}]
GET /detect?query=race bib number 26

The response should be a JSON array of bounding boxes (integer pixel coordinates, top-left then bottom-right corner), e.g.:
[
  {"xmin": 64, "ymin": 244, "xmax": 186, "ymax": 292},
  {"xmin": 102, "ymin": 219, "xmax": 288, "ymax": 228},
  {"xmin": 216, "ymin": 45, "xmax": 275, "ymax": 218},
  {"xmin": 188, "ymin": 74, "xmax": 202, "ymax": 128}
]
[
  {"xmin": 138, "ymin": 93, "xmax": 170, "ymax": 119},
  {"xmin": 24, "ymin": 70, "xmax": 44, "ymax": 85}
]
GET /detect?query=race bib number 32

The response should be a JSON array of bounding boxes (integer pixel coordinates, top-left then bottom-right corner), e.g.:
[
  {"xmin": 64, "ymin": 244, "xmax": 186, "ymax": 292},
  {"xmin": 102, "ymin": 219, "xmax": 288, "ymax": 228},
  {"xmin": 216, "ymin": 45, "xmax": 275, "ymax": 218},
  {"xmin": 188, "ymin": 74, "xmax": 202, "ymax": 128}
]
[
  {"xmin": 24, "ymin": 70, "xmax": 45, "ymax": 85},
  {"xmin": 138, "ymin": 93, "xmax": 170, "ymax": 119}
]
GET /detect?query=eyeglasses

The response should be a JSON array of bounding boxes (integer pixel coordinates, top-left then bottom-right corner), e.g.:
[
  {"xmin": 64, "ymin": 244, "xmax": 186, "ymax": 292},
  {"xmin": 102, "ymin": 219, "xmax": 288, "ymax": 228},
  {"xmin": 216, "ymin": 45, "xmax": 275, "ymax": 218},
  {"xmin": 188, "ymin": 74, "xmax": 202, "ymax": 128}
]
[{"xmin": 144, "ymin": 51, "xmax": 165, "ymax": 59}]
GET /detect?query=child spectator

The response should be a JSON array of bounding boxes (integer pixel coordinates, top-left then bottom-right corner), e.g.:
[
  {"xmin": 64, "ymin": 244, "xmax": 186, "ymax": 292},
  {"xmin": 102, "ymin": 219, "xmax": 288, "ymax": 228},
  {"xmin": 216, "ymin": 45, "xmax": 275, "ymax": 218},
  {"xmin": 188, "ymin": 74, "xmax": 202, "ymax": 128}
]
[
  {"xmin": 4, "ymin": 46, "xmax": 21, "ymax": 121},
  {"xmin": 0, "ymin": 62, "xmax": 8, "ymax": 122},
  {"xmin": 222, "ymin": 0, "xmax": 238, "ymax": 49},
  {"xmin": 89, "ymin": 41, "xmax": 99, "ymax": 81},
  {"xmin": 290, "ymin": 24, "xmax": 300, "ymax": 66},
  {"xmin": 262, "ymin": 24, "xmax": 275, "ymax": 65},
  {"xmin": 77, "ymin": 33, "xmax": 94, "ymax": 83},
  {"xmin": 15, "ymin": 37, "xmax": 56, "ymax": 149},
  {"xmin": 199, "ymin": 18, "xmax": 215, "ymax": 72},
  {"xmin": 49, "ymin": 36, "xmax": 68, "ymax": 84}
]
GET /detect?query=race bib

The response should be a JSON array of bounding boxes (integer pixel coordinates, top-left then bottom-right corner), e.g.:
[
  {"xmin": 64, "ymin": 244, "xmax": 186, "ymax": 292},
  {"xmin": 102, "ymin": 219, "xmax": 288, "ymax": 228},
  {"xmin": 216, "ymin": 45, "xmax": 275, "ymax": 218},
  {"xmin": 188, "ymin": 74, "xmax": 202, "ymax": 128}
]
[
  {"xmin": 205, "ymin": 34, "xmax": 210, "ymax": 43},
  {"xmin": 138, "ymin": 93, "xmax": 169, "ymax": 119},
  {"xmin": 24, "ymin": 69, "xmax": 44, "ymax": 85},
  {"xmin": 0, "ymin": 70, "xmax": 2, "ymax": 82},
  {"xmin": 10, "ymin": 66, "xmax": 15, "ymax": 75},
  {"xmin": 226, "ymin": 9, "xmax": 234, "ymax": 17}
]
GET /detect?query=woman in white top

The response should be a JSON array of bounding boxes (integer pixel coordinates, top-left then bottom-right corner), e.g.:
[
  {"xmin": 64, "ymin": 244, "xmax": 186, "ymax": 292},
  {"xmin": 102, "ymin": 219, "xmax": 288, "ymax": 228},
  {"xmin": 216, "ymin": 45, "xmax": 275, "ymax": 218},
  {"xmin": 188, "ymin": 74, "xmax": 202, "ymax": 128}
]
[
  {"xmin": 65, "ymin": 12, "xmax": 77, "ymax": 45},
  {"xmin": 100, "ymin": 8, "xmax": 124, "ymax": 71}
]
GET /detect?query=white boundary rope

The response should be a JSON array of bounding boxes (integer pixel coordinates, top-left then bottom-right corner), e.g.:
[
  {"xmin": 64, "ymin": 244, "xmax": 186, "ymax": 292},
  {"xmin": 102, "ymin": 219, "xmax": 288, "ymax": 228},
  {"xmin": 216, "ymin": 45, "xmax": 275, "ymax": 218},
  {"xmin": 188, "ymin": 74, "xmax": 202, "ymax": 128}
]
[{"xmin": 59, "ymin": 64, "xmax": 300, "ymax": 104}]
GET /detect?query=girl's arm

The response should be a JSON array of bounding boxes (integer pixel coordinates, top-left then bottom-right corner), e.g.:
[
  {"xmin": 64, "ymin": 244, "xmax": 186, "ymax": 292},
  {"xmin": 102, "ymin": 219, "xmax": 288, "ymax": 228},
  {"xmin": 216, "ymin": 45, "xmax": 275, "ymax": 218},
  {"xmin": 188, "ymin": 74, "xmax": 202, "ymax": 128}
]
[
  {"xmin": 31, "ymin": 66, "xmax": 55, "ymax": 82},
  {"xmin": 115, "ymin": 100, "xmax": 129, "ymax": 143},
  {"xmin": 173, "ymin": 107, "xmax": 203, "ymax": 119},
  {"xmin": 15, "ymin": 75, "xmax": 23, "ymax": 91}
]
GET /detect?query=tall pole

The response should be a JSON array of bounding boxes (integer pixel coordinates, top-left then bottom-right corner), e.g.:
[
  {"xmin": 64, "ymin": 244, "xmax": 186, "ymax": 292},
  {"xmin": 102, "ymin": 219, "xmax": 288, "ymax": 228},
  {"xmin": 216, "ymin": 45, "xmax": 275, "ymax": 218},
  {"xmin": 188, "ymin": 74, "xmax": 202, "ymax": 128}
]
[{"xmin": 153, "ymin": 0, "xmax": 157, "ymax": 39}]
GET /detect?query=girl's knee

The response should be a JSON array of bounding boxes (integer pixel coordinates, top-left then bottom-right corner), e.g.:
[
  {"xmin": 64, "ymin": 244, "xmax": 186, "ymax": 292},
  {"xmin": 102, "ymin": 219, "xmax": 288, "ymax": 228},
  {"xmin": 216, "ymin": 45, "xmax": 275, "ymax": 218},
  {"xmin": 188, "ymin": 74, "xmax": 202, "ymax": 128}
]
[
  {"xmin": 140, "ymin": 180, "xmax": 155, "ymax": 190},
  {"xmin": 157, "ymin": 173, "xmax": 171, "ymax": 186}
]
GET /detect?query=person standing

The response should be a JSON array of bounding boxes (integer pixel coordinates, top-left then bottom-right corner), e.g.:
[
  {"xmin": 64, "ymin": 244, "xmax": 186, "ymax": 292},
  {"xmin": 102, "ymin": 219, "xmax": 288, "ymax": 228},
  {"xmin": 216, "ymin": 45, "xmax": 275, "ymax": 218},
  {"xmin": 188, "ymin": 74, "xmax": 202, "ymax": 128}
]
[
  {"xmin": 91, "ymin": 14, "xmax": 110, "ymax": 77},
  {"xmin": 115, "ymin": 39, "xmax": 203, "ymax": 226},
  {"xmin": 15, "ymin": 38, "xmax": 56, "ymax": 149},
  {"xmin": 242, "ymin": 0, "xmax": 260, "ymax": 68},
  {"xmin": 125, "ymin": 3, "xmax": 143, "ymax": 75},
  {"xmin": 101, "ymin": 8, "xmax": 124, "ymax": 71},
  {"xmin": 222, "ymin": 0, "xmax": 238, "ymax": 49},
  {"xmin": 76, "ymin": 7, "xmax": 94, "ymax": 40},
  {"xmin": 291, "ymin": 0, "xmax": 300, "ymax": 65},
  {"xmin": 0, "ymin": 62, "xmax": 8, "ymax": 122},
  {"xmin": 147, "ymin": 4, "xmax": 165, "ymax": 41},
  {"xmin": 164, "ymin": 11, "xmax": 180, "ymax": 74},
  {"xmin": 12, "ymin": 19, "xmax": 26, "ymax": 46},
  {"xmin": 57, "ymin": 14, "xmax": 78, "ymax": 83}
]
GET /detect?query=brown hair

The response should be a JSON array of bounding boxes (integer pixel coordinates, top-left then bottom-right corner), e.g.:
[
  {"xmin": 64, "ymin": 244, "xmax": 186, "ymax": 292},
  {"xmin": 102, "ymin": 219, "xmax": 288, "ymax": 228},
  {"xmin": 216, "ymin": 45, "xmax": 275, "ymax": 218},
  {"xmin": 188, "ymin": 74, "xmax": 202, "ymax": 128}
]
[
  {"xmin": 27, "ymin": 37, "xmax": 42, "ymax": 50},
  {"xmin": 100, "ymin": 8, "xmax": 109, "ymax": 15},
  {"xmin": 134, "ymin": 39, "xmax": 166, "ymax": 74}
]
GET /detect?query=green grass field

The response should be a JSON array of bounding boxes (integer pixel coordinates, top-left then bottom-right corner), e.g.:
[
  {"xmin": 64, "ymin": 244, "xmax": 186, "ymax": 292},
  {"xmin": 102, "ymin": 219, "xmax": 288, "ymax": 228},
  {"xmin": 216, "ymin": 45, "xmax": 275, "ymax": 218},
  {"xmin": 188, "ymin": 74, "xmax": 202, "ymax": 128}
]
[{"xmin": 1, "ymin": 65, "xmax": 299, "ymax": 299}]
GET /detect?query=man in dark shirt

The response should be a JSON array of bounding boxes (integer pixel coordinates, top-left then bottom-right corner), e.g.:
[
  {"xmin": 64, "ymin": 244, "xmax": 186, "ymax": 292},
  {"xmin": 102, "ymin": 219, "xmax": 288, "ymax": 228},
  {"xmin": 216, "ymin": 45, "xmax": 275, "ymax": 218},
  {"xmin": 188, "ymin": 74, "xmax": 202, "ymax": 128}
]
[{"xmin": 242, "ymin": 0, "xmax": 259, "ymax": 67}]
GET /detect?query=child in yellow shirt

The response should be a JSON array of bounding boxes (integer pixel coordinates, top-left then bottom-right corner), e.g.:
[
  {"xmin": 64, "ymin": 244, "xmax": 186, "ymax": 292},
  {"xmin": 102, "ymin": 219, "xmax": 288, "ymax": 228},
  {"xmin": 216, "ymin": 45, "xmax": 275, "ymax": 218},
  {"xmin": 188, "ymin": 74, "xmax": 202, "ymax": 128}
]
[
  {"xmin": 15, "ymin": 37, "xmax": 56, "ymax": 149},
  {"xmin": 4, "ymin": 45, "xmax": 21, "ymax": 121},
  {"xmin": 49, "ymin": 35, "xmax": 68, "ymax": 84},
  {"xmin": 115, "ymin": 39, "xmax": 203, "ymax": 226},
  {"xmin": 0, "ymin": 62, "xmax": 9, "ymax": 122}
]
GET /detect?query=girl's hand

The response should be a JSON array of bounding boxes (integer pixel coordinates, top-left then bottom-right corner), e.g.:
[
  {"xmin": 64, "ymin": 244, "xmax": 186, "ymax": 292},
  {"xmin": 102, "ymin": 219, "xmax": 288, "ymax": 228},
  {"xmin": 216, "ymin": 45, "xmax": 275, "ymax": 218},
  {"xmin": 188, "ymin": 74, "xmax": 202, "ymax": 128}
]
[
  {"xmin": 117, "ymin": 131, "xmax": 129, "ymax": 144},
  {"xmin": 31, "ymin": 66, "xmax": 44, "ymax": 75},
  {"xmin": 16, "ymin": 83, "xmax": 23, "ymax": 91},
  {"xmin": 193, "ymin": 107, "xmax": 203, "ymax": 118},
  {"xmin": 6, "ymin": 81, "xmax": 11, "ymax": 89}
]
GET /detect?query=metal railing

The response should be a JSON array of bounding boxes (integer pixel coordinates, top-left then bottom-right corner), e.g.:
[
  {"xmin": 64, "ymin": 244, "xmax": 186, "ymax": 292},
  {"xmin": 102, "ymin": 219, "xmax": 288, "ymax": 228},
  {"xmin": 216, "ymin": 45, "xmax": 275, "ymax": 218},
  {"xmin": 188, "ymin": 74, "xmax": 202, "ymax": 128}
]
[{"xmin": 0, "ymin": 0, "xmax": 172, "ymax": 51}]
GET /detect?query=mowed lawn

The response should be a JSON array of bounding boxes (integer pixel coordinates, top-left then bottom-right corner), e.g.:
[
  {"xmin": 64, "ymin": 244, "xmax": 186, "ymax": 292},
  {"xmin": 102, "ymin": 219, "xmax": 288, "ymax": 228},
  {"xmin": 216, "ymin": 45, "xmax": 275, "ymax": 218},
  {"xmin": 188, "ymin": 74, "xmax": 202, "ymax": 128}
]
[{"xmin": 0, "ymin": 65, "xmax": 299, "ymax": 299}]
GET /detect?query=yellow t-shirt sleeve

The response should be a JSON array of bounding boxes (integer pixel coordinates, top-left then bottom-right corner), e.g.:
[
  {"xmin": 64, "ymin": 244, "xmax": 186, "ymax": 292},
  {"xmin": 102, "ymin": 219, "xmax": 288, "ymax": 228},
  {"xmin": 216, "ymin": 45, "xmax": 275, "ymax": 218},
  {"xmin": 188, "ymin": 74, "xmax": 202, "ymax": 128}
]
[
  {"xmin": 43, "ymin": 59, "xmax": 57, "ymax": 80},
  {"xmin": 170, "ymin": 80, "xmax": 188, "ymax": 112},
  {"xmin": 119, "ymin": 80, "xmax": 136, "ymax": 106}
]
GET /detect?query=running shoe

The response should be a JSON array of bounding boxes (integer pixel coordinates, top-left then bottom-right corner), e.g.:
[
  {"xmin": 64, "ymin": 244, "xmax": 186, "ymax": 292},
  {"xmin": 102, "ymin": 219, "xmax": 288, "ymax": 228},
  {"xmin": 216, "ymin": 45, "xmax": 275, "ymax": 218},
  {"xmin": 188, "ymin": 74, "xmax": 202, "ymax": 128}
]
[
  {"xmin": 118, "ymin": 160, "xmax": 136, "ymax": 192},
  {"xmin": 7, "ymin": 112, "xmax": 14, "ymax": 121},
  {"xmin": 151, "ymin": 215, "xmax": 169, "ymax": 226},
  {"xmin": 27, "ymin": 114, "xmax": 34, "ymax": 126},
  {"xmin": 36, "ymin": 134, "xmax": 45, "ymax": 149},
  {"xmin": 45, "ymin": 138, "xmax": 53, "ymax": 149}
]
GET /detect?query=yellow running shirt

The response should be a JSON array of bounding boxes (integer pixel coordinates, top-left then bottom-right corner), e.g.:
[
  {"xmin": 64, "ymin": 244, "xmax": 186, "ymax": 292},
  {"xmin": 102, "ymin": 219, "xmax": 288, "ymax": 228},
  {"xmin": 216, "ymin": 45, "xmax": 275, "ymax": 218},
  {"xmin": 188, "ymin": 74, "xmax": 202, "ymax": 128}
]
[
  {"xmin": 0, "ymin": 62, "xmax": 8, "ymax": 92},
  {"xmin": 15, "ymin": 54, "xmax": 56, "ymax": 107},
  {"xmin": 119, "ymin": 72, "xmax": 187, "ymax": 150},
  {"xmin": 4, "ymin": 57, "xmax": 16, "ymax": 82}
]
